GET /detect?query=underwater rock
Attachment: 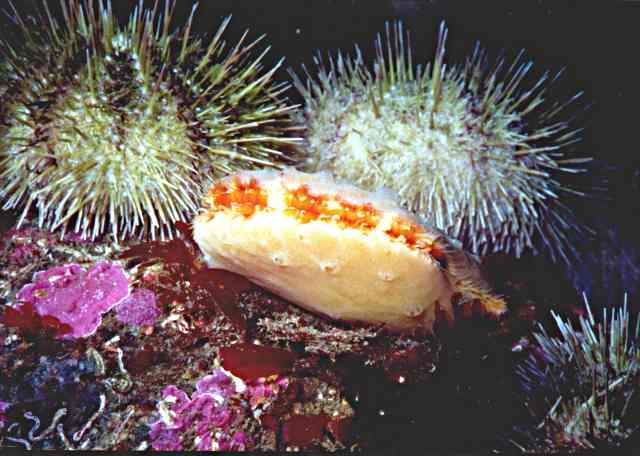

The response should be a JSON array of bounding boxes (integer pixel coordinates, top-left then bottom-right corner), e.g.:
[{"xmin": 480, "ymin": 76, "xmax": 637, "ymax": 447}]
[
  {"xmin": 0, "ymin": 218, "xmax": 513, "ymax": 452},
  {"xmin": 1, "ymin": 301, "xmax": 72, "ymax": 340},
  {"xmin": 0, "ymin": 350, "xmax": 104, "ymax": 450},
  {"xmin": 219, "ymin": 343, "xmax": 297, "ymax": 381},
  {"xmin": 13, "ymin": 262, "xmax": 129, "ymax": 338},
  {"xmin": 282, "ymin": 413, "xmax": 331, "ymax": 447}
]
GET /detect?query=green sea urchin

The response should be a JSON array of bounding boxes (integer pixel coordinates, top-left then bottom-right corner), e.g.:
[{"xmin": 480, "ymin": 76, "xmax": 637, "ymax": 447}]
[
  {"xmin": 0, "ymin": 0, "xmax": 301, "ymax": 240},
  {"xmin": 514, "ymin": 295, "xmax": 640, "ymax": 451},
  {"xmin": 292, "ymin": 22, "xmax": 590, "ymax": 263}
]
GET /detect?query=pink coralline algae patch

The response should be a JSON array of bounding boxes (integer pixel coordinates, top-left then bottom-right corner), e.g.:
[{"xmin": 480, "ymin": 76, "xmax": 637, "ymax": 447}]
[
  {"xmin": 150, "ymin": 368, "xmax": 289, "ymax": 451},
  {"xmin": 14, "ymin": 261, "xmax": 129, "ymax": 338},
  {"xmin": 115, "ymin": 288, "xmax": 161, "ymax": 327}
]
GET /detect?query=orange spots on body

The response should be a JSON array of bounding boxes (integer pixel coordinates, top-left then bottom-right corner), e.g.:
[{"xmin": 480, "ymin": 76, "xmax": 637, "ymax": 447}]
[
  {"xmin": 284, "ymin": 185, "xmax": 380, "ymax": 230},
  {"xmin": 205, "ymin": 177, "xmax": 268, "ymax": 218},
  {"xmin": 203, "ymin": 177, "xmax": 442, "ymax": 257}
]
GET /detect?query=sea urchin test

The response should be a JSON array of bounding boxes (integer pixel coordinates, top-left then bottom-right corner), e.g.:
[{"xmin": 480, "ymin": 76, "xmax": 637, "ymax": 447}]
[
  {"xmin": 292, "ymin": 22, "xmax": 590, "ymax": 263},
  {"xmin": 193, "ymin": 169, "xmax": 507, "ymax": 331},
  {"xmin": 0, "ymin": 0, "xmax": 300, "ymax": 241}
]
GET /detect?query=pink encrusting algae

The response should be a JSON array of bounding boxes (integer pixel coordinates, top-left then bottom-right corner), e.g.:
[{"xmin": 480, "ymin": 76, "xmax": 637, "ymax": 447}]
[
  {"xmin": 149, "ymin": 368, "xmax": 288, "ymax": 451},
  {"xmin": 13, "ymin": 261, "xmax": 129, "ymax": 338},
  {"xmin": 115, "ymin": 288, "xmax": 161, "ymax": 327}
]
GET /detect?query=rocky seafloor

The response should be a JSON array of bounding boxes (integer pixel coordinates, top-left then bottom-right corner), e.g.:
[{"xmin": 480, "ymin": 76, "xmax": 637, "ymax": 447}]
[{"xmin": 0, "ymin": 218, "xmax": 638, "ymax": 453}]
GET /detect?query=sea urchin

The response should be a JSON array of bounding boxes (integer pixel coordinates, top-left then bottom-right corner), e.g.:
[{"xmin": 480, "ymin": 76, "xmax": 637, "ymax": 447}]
[
  {"xmin": 292, "ymin": 22, "xmax": 590, "ymax": 263},
  {"xmin": 515, "ymin": 294, "xmax": 640, "ymax": 451},
  {"xmin": 0, "ymin": 0, "xmax": 301, "ymax": 240}
]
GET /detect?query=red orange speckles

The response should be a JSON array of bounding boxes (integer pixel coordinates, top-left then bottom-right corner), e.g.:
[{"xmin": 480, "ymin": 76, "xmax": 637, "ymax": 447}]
[
  {"xmin": 284, "ymin": 185, "xmax": 380, "ymax": 230},
  {"xmin": 205, "ymin": 177, "xmax": 269, "ymax": 218},
  {"xmin": 284, "ymin": 185, "xmax": 440, "ymax": 255},
  {"xmin": 203, "ymin": 176, "xmax": 441, "ymax": 256}
]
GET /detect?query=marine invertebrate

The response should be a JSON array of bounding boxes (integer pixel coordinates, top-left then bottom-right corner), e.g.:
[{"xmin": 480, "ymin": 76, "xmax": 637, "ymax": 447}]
[
  {"xmin": 3, "ymin": 408, "xmax": 69, "ymax": 450},
  {"xmin": 0, "ymin": 401, "xmax": 9, "ymax": 430},
  {"xmin": 514, "ymin": 295, "xmax": 640, "ymax": 451},
  {"xmin": 9, "ymin": 261, "xmax": 129, "ymax": 338},
  {"xmin": 0, "ymin": 0, "xmax": 300, "ymax": 241},
  {"xmin": 292, "ymin": 21, "xmax": 589, "ymax": 262},
  {"xmin": 193, "ymin": 168, "xmax": 506, "ymax": 332}
]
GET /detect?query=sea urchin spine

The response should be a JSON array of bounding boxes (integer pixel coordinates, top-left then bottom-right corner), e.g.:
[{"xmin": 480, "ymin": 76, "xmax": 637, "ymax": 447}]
[
  {"xmin": 292, "ymin": 22, "xmax": 590, "ymax": 263},
  {"xmin": 0, "ymin": 0, "xmax": 301, "ymax": 241}
]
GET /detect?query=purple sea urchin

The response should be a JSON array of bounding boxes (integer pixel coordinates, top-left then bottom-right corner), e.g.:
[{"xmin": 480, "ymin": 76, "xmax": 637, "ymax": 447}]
[
  {"xmin": 0, "ymin": 0, "xmax": 300, "ymax": 241},
  {"xmin": 292, "ymin": 22, "xmax": 590, "ymax": 263},
  {"xmin": 514, "ymin": 295, "xmax": 640, "ymax": 451}
]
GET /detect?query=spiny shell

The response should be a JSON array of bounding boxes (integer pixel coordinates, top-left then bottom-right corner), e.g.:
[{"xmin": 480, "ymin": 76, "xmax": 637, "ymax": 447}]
[{"xmin": 0, "ymin": 0, "xmax": 302, "ymax": 241}]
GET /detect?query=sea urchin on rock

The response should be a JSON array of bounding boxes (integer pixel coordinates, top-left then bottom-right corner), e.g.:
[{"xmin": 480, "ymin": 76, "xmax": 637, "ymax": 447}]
[
  {"xmin": 292, "ymin": 22, "xmax": 590, "ymax": 263},
  {"xmin": 0, "ymin": 0, "xmax": 301, "ymax": 241}
]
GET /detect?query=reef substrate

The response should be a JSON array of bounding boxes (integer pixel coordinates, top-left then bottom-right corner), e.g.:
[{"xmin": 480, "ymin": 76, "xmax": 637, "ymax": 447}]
[{"xmin": 0, "ymin": 221, "xmax": 574, "ymax": 452}]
